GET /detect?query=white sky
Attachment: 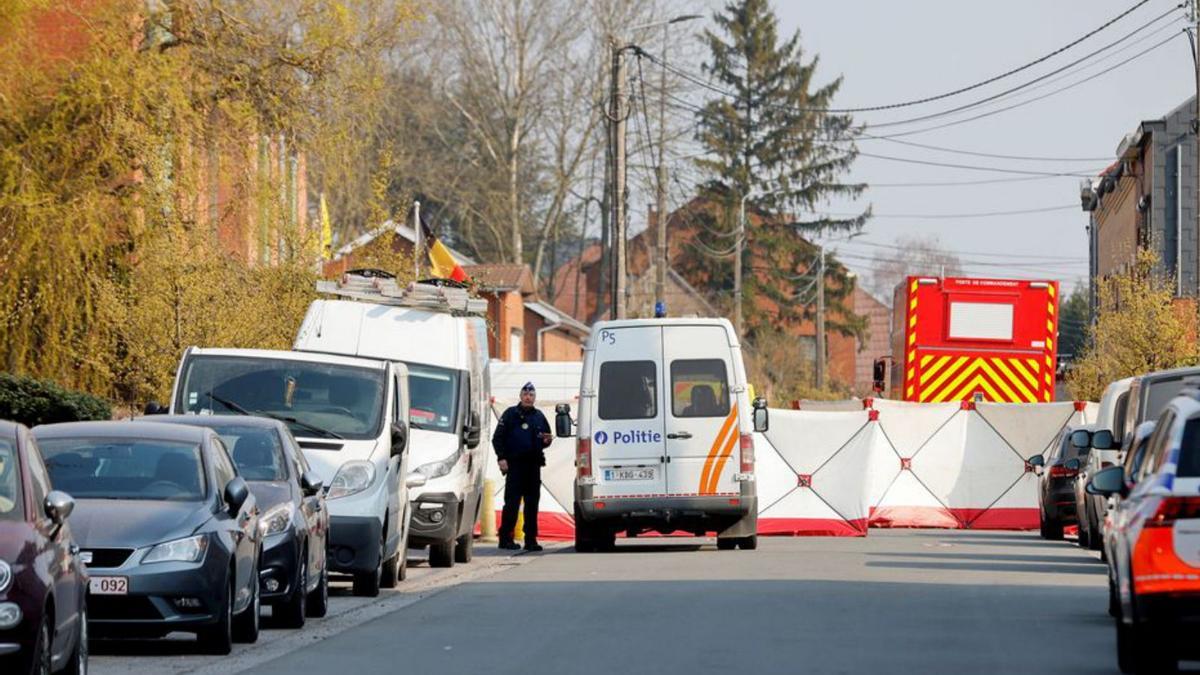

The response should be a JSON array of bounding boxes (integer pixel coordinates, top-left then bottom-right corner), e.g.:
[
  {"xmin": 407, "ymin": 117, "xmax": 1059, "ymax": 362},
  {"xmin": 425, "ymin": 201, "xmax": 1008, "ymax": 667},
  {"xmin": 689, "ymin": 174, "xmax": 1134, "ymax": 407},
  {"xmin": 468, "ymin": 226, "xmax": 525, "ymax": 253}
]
[
  {"xmin": 639, "ymin": 0, "xmax": 1195, "ymax": 298},
  {"xmin": 772, "ymin": 0, "xmax": 1195, "ymax": 296}
]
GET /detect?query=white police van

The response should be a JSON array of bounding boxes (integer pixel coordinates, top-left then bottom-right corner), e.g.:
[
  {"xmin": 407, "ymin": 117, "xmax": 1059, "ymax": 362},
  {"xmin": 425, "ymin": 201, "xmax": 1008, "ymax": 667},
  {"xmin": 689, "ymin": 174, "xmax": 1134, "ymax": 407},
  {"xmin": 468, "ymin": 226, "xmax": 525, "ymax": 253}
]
[
  {"xmin": 169, "ymin": 347, "xmax": 412, "ymax": 597},
  {"xmin": 555, "ymin": 318, "xmax": 767, "ymax": 551}
]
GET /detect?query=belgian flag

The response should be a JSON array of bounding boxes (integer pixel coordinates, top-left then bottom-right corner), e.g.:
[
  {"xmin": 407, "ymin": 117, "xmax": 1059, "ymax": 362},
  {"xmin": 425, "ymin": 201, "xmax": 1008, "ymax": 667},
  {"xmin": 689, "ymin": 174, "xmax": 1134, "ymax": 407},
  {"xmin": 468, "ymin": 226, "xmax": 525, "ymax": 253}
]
[{"xmin": 420, "ymin": 221, "xmax": 469, "ymax": 283}]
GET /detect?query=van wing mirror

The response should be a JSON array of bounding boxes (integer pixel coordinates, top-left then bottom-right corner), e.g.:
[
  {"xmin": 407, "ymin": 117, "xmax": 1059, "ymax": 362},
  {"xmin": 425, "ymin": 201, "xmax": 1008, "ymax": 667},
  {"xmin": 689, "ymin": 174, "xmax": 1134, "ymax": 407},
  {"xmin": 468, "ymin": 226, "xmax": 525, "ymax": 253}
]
[
  {"xmin": 390, "ymin": 422, "xmax": 408, "ymax": 457},
  {"xmin": 752, "ymin": 397, "xmax": 769, "ymax": 433},
  {"xmin": 1092, "ymin": 429, "xmax": 1115, "ymax": 450},
  {"xmin": 555, "ymin": 403, "xmax": 573, "ymax": 438},
  {"xmin": 464, "ymin": 411, "xmax": 482, "ymax": 449}
]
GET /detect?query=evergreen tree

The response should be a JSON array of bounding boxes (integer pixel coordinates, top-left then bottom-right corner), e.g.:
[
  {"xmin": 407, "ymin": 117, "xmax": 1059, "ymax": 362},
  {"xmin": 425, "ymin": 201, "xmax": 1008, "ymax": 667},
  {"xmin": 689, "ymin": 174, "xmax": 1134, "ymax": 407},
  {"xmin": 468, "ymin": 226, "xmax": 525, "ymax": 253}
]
[{"xmin": 691, "ymin": 0, "xmax": 868, "ymax": 339}]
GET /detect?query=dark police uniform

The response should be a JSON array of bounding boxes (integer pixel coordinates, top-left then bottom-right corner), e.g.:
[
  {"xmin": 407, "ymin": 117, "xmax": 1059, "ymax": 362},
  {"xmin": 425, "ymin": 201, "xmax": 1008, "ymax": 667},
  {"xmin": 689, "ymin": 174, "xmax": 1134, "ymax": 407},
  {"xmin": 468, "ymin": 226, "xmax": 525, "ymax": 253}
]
[{"xmin": 493, "ymin": 403, "xmax": 553, "ymax": 546}]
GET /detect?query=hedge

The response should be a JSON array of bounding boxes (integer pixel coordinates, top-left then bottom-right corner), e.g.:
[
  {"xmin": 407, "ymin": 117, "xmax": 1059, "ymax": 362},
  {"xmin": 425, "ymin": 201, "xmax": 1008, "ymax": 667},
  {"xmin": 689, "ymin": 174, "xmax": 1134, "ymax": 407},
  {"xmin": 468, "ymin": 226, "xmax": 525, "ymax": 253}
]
[{"xmin": 0, "ymin": 372, "xmax": 112, "ymax": 427}]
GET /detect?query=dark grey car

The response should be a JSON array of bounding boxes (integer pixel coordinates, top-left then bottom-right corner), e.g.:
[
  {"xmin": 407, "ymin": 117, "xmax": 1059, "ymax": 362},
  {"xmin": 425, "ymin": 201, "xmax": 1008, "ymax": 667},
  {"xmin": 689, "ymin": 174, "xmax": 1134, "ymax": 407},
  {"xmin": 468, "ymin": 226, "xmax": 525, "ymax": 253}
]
[
  {"xmin": 32, "ymin": 422, "xmax": 261, "ymax": 655},
  {"xmin": 146, "ymin": 416, "xmax": 330, "ymax": 627}
]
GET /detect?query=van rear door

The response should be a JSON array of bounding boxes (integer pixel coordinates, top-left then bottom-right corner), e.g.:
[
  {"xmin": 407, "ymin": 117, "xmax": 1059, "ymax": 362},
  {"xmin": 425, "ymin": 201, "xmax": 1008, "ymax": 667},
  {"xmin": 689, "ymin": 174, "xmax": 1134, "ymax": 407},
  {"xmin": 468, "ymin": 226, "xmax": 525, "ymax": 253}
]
[
  {"xmin": 662, "ymin": 325, "xmax": 738, "ymax": 496},
  {"xmin": 590, "ymin": 325, "xmax": 666, "ymax": 497}
]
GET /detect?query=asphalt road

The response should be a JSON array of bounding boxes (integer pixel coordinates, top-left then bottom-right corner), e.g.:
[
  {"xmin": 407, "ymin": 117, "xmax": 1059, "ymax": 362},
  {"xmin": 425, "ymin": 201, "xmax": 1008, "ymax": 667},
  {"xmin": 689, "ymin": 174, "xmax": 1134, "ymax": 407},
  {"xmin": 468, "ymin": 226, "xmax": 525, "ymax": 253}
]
[{"xmin": 95, "ymin": 531, "xmax": 1196, "ymax": 674}]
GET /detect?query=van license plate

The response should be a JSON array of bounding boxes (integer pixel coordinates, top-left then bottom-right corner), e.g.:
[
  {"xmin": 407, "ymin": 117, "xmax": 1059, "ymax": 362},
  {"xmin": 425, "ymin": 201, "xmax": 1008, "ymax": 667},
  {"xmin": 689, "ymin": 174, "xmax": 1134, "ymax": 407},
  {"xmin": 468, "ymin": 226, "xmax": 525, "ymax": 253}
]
[
  {"xmin": 89, "ymin": 576, "xmax": 128, "ymax": 595},
  {"xmin": 605, "ymin": 467, "xmax": 656, "ymax": 482}
]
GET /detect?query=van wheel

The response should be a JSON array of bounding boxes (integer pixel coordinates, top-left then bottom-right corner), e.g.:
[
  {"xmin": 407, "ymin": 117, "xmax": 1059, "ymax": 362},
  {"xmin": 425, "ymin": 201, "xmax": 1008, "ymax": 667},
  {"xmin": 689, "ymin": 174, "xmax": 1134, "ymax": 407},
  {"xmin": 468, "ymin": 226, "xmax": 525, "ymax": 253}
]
[
  {"xmin": 381, "ymin": 549, "xmax": 400, "ymax": 589},
  {"xmin": 429, "ymin": 540, "xmax": 455, "ymax": 568},
  {"xmin": 596, "ymin": 531, "xmax": 616, "ymax": 552},
  {"xmin": 454, "ymin": 532, "xmax": 473, "ymax": 564},
  {"xmin": 716, "ymin": 538, "xmax": 738, "ymax": 551},
  {"xmin": 738, "ymin": 535, "xmax": 758, "ymax": 550},
  {"xmin": 353, "ymin": 539, "xmax": 383, "ymax": 597},
  {"xmin": 573, "ymin": 506, "xmax": 595, "ymax": 552}
]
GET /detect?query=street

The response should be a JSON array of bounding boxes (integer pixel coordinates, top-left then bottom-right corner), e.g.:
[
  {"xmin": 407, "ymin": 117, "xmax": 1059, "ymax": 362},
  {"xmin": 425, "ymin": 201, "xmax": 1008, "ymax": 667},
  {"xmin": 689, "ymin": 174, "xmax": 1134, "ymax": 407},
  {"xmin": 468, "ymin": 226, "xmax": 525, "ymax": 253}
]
[{"xmin": 94, "ymin": 531, "xmax": 1148, "ymax": 675}]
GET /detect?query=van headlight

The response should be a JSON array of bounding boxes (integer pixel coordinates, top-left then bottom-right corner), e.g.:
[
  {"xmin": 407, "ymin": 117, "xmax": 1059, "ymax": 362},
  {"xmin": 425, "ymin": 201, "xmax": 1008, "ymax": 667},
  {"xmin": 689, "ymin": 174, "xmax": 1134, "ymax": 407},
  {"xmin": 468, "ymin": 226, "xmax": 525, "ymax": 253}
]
[
  {"xmin": 0, "ymin": 560, "xmax": 11, "ymax": 593},
  {"xmin": 258, "ymin": 503, "xmax": 294, "ymax": 536},
  {"xmin": 328, "ymin": 460, "xmax": 376, "ymax": 500},
  {"xmin": 413, "ymin": 449, "xmax": 462, "ymax": 481},
  {"xmin": 142, "ymin": 535, "xmax": 209, "ymax": 565}
]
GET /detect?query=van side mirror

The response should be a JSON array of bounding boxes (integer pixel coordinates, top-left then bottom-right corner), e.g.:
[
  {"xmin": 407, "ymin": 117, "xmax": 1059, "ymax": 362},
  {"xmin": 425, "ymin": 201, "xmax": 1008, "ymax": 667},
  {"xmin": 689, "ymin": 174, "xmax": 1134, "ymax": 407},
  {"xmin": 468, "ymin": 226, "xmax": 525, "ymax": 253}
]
[
  {"xmin": 1069, "ymin": 429, "xmax": 1092, "ymax": 450},
  {"xmin": 752, "ymin": 397, "xmax": 769, "ymax": 433},
  {"xmin": 1092, "ymin": 429, "xmax": 1115, "ymax": 450},
  {"xmin": 391, "ymin": 423, "xmax": 408, "ymax": 457},
  {"xmin": 1086, "ymin": 465, "xmax": 1125, "ymax": 497},
  {"xmin": 555, "ymin": 403, "xmax": 573, "ymax": 438},
  {"xmin": 464, "ymin": 411, "xmax": 482, "ymax": 449},
  {"xmin": 872, "ymin": 359, "xmax": 887, "ymax": 393},
  {"xmin": 300, "ymin": 471, "xmax": 323, "ymax": 497},
  {"xmin": 224, "ymin": 477, "xmax": 250, "ymax": 515}
]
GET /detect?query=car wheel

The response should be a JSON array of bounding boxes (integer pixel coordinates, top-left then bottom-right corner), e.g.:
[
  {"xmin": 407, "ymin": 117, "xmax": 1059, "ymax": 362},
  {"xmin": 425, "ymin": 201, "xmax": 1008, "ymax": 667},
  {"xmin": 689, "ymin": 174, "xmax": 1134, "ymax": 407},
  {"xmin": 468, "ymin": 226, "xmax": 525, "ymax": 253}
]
[
  {"xmin": 61, "ymin": 601, "xmax": 87, "ymax": 675},
  {"xmin": 31, "ymin": 613, "xmax": 51, "ymax": 675},
  {"xmin": 198, "ymin": 581, "xmax": 233, "ymax": 655},
  {"xmin": 454, "ymin": 532, "xmax": 474, "ymax": 564},
  {"xmin": 277, "ymin": 560, "xmax": 307, "ymax": 629},
  {"xmin": 1088, "ymin": 512, "xmax": 1105, "ymax": 552},
  {"xmin": 1108, "ymin": 580, "xmax": 1120, "ymax": 619},
  {"xmin": 1116, "ymin": 619, "xmax": 1177, "ymax": 674},
  {"xmin": 306, "ymin": 564, "xmax": 329, "ymax": 618},
  {"xmin": 1043, "ymin": 516, "xmax": 1064, "ymax": 541},
  {"xmin": 232, "ymin": 566, "xmax": 260, "ymax": 644},
  {"xmin": 738, "ymin": 535, "xmax": 758, "ymax": 551},
  {"xmin": 716, "ymin": 538, "xmax": 738, "ymax": 550},
  {"xmin": 429, "ymin": 540, "xmax": 455, "ymax": 568}
]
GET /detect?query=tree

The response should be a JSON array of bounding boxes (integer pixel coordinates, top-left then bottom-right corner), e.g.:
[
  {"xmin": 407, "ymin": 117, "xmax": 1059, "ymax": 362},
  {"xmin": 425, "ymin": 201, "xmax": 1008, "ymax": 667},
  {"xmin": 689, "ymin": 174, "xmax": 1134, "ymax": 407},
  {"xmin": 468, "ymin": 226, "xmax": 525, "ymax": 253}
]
[
  {"xmin": 866, "ymin": 234, "xmax": 964, "ymax": 303},
  {"xmin": 691, "ymin": 0, "xmax": 868, "ymax": 339},
  {"xmin": 1068, "ymin": 251, "xmax": 1198, "ymax": 401},
  {"xmin": 1057, "ymin": 284, "xmax": 1089, "ymax": 363}
]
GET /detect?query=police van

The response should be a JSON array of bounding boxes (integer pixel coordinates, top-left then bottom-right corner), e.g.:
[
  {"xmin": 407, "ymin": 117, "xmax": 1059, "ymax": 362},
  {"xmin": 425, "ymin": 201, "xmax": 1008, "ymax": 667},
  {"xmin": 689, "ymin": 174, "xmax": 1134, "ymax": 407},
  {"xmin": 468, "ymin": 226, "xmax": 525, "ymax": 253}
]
[
  {"xmin": 294, "ymin": 272, "xmax": 490, "ymax": 568},
  {"xmin": 555, "ymin": 318, "xmax": 767, "ymax": 551}
]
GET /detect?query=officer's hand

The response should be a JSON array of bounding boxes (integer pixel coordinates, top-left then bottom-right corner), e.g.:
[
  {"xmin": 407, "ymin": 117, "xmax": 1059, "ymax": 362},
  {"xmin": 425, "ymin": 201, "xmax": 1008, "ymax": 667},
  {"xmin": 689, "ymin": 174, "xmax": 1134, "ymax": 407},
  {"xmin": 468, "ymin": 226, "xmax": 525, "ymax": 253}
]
[
  {"xmin": 539, "ymin": 432, "xmax": 553, "ymax": 445},
  {"xmin": 498, "ymin": 459, "xmax": 508, "ymax": 475}
]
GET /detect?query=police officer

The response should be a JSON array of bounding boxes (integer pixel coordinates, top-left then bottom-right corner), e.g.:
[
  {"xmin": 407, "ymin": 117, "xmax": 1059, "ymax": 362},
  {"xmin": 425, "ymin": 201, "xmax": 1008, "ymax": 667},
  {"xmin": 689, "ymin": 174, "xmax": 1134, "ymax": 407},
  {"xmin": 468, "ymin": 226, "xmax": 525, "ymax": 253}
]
[{"xmin": 493, "ymin": 382, "xmax": 553, "ymax": 552}]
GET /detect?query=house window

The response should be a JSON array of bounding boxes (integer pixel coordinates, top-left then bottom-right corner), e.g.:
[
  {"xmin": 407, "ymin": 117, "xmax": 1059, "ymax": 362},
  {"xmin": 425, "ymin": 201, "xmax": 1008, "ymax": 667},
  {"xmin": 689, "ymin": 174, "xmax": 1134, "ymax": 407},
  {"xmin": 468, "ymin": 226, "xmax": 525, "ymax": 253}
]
[{"xmin": 509, "ymin": 329, "xmax": 523, "ymax": 362}]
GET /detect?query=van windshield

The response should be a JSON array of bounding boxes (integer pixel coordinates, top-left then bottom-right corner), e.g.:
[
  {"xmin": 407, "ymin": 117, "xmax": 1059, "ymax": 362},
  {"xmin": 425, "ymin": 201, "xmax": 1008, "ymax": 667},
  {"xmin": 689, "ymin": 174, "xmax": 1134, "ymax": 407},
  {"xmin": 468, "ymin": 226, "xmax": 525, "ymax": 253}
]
[
  {"xmin": 177, "ymin": 355, "xmax": 386, "ymax": 441},
  {"xmin": 1145, "ymin": 377, "xmax": 1188, "ymax": 422},
  {"xmin": 406, "ymin": 363, "xmax": 460, "ymax": 433}
]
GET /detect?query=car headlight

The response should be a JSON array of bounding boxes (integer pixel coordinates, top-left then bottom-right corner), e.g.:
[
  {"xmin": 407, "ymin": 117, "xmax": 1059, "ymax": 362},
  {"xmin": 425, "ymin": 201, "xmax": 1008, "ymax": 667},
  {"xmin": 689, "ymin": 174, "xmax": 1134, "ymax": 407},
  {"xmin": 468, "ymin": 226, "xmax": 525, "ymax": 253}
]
[
  {"xmin": 328, "ymin": 460, "xmax": 376, "ymax": 500},
  {"xmin": 141, "ymin": 535, "xmax": 209, "ymax": 565},
  {"xmin": 414, "ymin": 449, "xmax": 462, "ymax": 481},
  {"xmin": 259, "ymin": 503, "xmax": 294, "ymax": 537},
  {"xmin": 0, "ymin": 560, "xmax": 10, "ymax": 593}
]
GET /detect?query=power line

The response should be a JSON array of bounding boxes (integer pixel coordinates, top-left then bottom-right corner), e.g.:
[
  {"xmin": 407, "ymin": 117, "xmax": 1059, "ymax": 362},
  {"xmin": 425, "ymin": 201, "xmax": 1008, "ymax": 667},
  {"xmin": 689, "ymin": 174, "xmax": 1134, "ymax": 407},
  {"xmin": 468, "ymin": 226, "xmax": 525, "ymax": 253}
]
[
  {"xmin": 855, "ymin": 152, "xmax": 1104, "ymax": 177},
  {"xmin": 841, "ymin": 238, "xmax": 1088, "ymax": 261},
  {"xmin": 793, "ymin": 204, "xmax": 1080, "ymax": 220},
  {"xmin": 637, "ymin": 0, "xmax": 1155, "ymax": 114}
]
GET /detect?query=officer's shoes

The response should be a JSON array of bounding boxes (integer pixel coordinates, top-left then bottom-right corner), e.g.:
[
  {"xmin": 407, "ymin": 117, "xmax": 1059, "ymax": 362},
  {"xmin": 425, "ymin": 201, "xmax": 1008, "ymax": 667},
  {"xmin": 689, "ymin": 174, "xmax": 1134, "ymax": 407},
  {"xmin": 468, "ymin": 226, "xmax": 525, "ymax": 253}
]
[
  {"xmin": 498, "ymin": 539, "xmax": 522, "ymax": 551},
  {"xmin": 524, "ymin": 541, "xmax": 544, "ymax": 553}
]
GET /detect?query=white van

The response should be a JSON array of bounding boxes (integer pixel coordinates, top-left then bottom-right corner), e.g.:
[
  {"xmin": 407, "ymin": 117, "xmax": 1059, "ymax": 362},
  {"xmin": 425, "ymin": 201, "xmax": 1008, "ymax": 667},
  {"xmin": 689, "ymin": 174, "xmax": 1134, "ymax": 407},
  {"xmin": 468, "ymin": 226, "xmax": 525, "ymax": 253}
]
[
  {"xmin": 169, "ymin": 347, "xmax": 413, "ymax": 596},
  {"xmin": 294, "ymin": 274, "xmax": 489, "ymax": 568},
  {"xmin": 555, "ymin": 318, "xmax": 767, "ymax": 551}
]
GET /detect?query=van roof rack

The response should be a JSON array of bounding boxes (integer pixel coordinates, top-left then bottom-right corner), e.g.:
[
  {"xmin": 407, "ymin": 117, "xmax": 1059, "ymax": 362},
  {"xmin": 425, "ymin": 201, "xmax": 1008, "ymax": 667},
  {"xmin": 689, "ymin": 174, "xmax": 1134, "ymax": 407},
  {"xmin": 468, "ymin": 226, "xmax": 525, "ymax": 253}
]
[{"xmin": 316, "ymin": 270, "xmax": 487, "ymax": 316}]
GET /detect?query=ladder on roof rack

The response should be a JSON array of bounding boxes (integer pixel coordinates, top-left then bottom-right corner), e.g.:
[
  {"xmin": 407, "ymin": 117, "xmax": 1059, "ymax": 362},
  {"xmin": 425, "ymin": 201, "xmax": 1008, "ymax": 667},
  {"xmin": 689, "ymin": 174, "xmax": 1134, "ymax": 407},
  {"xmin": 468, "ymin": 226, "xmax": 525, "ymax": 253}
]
[{"xmin": 316, "ymin": 270, "xmax": 487, "ymax": 316}]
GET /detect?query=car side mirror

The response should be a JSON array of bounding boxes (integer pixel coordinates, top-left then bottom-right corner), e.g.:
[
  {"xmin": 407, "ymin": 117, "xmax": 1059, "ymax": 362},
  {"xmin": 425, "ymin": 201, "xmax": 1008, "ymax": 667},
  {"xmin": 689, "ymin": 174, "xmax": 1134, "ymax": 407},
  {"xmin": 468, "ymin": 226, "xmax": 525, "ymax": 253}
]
[
  {"xmin": 391, "ymin": 422, "xmax": 408, "ymax": 458},
  {"xmin": 464, "ymin": 411, "xmax": 482, "ymax": 449},
  {"xmin": 1065, "ymin": 458, "xmax": 1081, "ymax": 471},
  {"xmin": 300, "ymin": 471, "xmax": 323, "ymax": 497},
  {"xmin": 143, "ymin": 401, "xmax": 168, "ymax": 415},
  {"xmin": 1069, "ymin": 429, "xmax": 1092, "ymax": 450},
  {"xmin": 224, "ymin": 477, "xmax": 250, "ymax": 515},
  {"xmin": 405, "ymin": 473, "xmax": 427, "ymax": 489},
  {"xmin": 1092, "ymin": 429, "xmax": 1116, "ymax": 450},
  {"xmin": 555, "ymin": 403, "xmax": 573, "ymax": 438},
  {"xmin": 44, "ymin": 490, "xmax": 75, "ymax": 525},
  {"xmin": 752, "ymin": 397, "xmax": 769, "ymax": 433},
  {"xmin": 1028, "ymin": 455, "xmax": 1045, "ymax": 474},
  {"xmin": 1086, "ymin": 465, "xmax": 1125, "ymax": 497}
]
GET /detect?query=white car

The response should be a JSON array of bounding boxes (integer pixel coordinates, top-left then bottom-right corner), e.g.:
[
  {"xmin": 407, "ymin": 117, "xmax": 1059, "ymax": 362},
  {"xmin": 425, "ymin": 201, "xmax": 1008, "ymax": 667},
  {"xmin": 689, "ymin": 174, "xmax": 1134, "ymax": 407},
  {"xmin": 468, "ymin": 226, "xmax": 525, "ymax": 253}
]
[
  {"xmin": 170, "ymin": 347, "xmax": 413, "ymax": 597},
  {"xmin": 556, "ymin": 318, "xmax": 767, "ymax": 552}
]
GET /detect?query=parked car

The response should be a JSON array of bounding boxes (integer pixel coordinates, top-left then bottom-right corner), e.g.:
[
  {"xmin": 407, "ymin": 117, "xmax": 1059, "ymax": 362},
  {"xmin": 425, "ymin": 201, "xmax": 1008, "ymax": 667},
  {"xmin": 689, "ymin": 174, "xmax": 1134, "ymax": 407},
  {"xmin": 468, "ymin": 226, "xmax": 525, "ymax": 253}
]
[
  {"xmin": 1088, "ymin": 389, "xmax": 1200, "ymax": 674},
  {"xmin": 1030, "ymin": 424, "xmax": 1091, "ymax": 540},
  {"xmin": 168, "ymin": 348, "xmax": 413, "ymax": 597},
  {"xmin": 0, "ymin": 421, "xmax": 88, "ymax": 675},
  {"xmin": 1100, "ymin": 420, "xmax": 1157, "ymax": 619},
  {"xmin": 147, "ymin": 415, "xmax": 330, "ymax": 626},
  {"xmin": 33, "ymin": 421, "xmax": 261, "ymax": 655},
  {"xmin": 1072, "ymin": 377, "xmax": 1132, "ymax": 553}
]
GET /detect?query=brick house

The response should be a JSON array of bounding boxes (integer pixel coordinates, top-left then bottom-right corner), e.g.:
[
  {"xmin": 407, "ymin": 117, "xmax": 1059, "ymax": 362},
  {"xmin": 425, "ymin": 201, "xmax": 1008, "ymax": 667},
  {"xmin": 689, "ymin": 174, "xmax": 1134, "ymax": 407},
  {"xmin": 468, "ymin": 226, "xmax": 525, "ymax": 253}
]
[
  {"xmin": 466, "ymin": 263, "xmax": 588, "ymax": 362},
  {"xmin": 851, "ymin": 287, "xmax": 893, "ymax": 396}
]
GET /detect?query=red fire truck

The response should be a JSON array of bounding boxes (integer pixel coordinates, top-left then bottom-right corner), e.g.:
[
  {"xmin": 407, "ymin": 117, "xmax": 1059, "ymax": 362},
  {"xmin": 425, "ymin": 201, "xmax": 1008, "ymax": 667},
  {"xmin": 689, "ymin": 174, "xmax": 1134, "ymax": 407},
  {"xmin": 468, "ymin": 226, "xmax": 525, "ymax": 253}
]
[{"xmin": 880, "ymin": 276, "xmax": 1060, "ymax": 403}]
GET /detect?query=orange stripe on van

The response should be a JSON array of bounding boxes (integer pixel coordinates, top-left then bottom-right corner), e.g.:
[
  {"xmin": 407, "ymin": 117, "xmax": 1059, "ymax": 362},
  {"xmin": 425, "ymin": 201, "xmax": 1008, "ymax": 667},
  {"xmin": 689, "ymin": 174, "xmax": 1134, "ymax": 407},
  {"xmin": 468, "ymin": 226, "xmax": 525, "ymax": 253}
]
[
  {"xmin": 699, "ymin": 408, "xmax": 738, "ymax": 494},
  {"xmin": 704, "ymin": 418, "xmax": 740, "ymax": 495}
]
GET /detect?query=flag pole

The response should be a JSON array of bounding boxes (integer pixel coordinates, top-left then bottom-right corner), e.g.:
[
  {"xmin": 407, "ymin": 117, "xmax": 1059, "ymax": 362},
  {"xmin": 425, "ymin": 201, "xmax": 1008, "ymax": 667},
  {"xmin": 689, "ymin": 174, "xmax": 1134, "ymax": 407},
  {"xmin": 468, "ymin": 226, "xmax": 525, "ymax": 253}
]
[{"xmin": 413, "ymin": 200, "xmax": 421, "ymax": 281}]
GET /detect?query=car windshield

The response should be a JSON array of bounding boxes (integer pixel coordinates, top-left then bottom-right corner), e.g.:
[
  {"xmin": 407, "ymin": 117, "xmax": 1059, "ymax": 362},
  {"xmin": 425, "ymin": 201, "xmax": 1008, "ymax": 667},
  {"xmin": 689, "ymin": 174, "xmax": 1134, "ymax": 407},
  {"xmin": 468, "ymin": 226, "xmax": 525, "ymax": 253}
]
[
  {"xmin": 216, "ymin": 426, "xmax": 286, "ymax": 481},
  {"xmin": 178, "ymin": 355, "xmax": 386, "ymax": 441},
  {"xmin": 39, "ymin": 438, "xmax": 207, "ymax": 501},
  {"xmin": 0, "ymin": 439, "xmax": 23, "ymax": 520},
  {"xmin": 407, "ymin": 363, "xmax": 460, "ymax": 433}
]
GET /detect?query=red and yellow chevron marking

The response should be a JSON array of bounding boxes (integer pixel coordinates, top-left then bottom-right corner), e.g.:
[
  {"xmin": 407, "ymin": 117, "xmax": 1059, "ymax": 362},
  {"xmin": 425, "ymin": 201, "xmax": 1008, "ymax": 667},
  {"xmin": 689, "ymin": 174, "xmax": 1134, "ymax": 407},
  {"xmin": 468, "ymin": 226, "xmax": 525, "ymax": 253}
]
[
  {"xmin": 1043, "ymin": 284, "xmax": 1058, "ymax": 402},
  {"xmin": 699, "ymin": 408, "xmax": 739, "ymax": 495},
  {"xmin": 903, "ymin": 279, "xmax": 919, "ymax": 399},
  {"xmin": 915, "ymin": 354, "xmax": 1044, "ymax": 403}
]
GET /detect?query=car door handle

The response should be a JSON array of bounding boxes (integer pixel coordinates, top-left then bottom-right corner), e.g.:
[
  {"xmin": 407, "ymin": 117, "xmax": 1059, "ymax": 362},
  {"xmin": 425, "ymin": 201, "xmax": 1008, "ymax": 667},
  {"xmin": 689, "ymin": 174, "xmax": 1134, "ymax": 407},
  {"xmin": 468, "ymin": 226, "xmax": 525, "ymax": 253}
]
[{"xmin": 667, "ymin": 432, "xmax": 692, "ymax": 440}]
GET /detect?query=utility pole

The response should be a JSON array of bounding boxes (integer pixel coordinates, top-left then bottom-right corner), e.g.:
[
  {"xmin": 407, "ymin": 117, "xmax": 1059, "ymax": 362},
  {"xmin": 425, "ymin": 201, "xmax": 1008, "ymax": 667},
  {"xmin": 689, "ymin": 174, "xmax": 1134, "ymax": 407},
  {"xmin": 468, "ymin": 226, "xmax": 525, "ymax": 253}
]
[
  {"xmin": 1193, "ymin": 0, "xmax": 1199, "ymax": 296},
  {"xmin": 609, "ymin": 39, "xmax": 628, "ymax": 320},
  {"xmin": 735, "ymin": 193, "xmax": 749, "ymax": 339},
  {"xmin": 815, "ymin": 245, "xmax": 826, "ymax": 390},
  {"xmin": 654, "ymin": 23, "xmax": 670, "ymax": 315}
]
